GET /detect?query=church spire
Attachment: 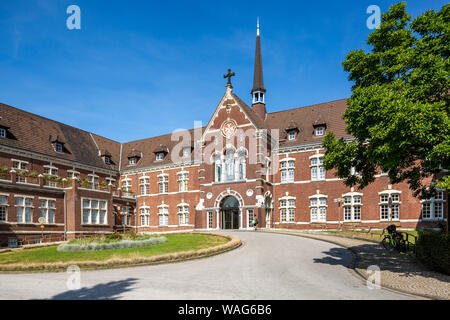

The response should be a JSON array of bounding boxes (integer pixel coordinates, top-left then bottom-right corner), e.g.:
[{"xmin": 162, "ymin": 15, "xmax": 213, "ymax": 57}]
[{"xmin": 251, "ymin": 17, "xmax": 266, "ymax": 119}]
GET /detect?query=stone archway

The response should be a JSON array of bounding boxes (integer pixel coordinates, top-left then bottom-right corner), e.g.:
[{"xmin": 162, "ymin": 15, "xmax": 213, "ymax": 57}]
[
  {"xmin": 220, "ymin": 196, "xmax": 240, "ymax": 229},
  {"xmin": 214, "ymin": 190, "xmax": 244, "ymax": 230}
]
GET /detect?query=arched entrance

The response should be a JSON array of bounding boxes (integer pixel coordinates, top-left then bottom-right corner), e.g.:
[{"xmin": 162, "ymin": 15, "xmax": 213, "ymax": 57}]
[{"xmin": 220, "ymin": 196, "xmax": 240, "ymax": 229}]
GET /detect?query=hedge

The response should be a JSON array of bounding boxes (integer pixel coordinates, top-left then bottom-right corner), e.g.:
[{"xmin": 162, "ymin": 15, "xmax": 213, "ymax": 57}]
[
  {"xmin": 415, "ymin": 231, "xmax": 450, "ymax": 275},
  {"xmin": 57, "ymin": 236, "xmax": 167, "ymax": 252}
]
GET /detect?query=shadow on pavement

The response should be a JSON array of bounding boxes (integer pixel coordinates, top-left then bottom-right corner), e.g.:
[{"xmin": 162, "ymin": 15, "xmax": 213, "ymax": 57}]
[
  {"xmin": 314, "ymin": 241, "xmax": 450, "ymax": 284},
  {"xmin": 51, "ymin": 277, "xmax": 138, "ymax": 300},
  {"xmin": 313, "ymin": 247, "xmax": 351, "ymax": 267}
]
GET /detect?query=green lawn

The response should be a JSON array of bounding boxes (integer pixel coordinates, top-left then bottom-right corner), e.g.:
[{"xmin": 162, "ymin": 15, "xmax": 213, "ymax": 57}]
[{"xmin": 0, "ymin": 233, "xmax": 229, "ymax": 266}]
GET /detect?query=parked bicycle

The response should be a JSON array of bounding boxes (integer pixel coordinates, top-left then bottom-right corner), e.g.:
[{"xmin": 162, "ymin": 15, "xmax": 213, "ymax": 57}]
[{"xmin": 381, "ymin": 224, "xmax": 407, "ymax": 253}]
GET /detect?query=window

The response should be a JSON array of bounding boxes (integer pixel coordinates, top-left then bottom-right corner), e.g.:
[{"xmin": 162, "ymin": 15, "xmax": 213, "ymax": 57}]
[
  {"xmin": 44, "ymin": 166, "xmax": 58, "ymax": 187},
  {"xmin": 247, "ymin": 209, "xmax": 254, "ymax": 229},
  {"xmin": 0, "ymin": 128, "xmax": 5, "ymax": 138},
  {"xmin": 178, "ymin": 205, "xmax": 189, "ymax": 225},
  {"xmin": 310, "ymin": 156, "xmax": 325, "ymax": 180},
  {"xmin": 422, "ymin": 191, "xmax": 445, "ymax": 220},
  {"xmin": 104, "ymin": 156, "xmax": 111, "ymax": 165},
  {"xmin": 280, "ymin": 198, "xmax": 295, "ymax": 223},
  {"xmin": 15, "ymin": 196, "xmax": 33, "ymax": 223},
  {"xmin": 55, "ymin": 143, "xmax": 63, "ymax": 153},
  {"xmin": 288, "ymin": 131, "xmax": 296, "ymax": 140},
  {"xmin": 280, "ymin": 159, "xmax": 295, "ymax": 183},
  {"xmin": 343, "ymin": 194, "xmax": 362, "ymax": 221},
  {"xmin": 122, "ymin": 179, "xmax": 132, "ymax": 192},
  {"xmin": 121, "ymin": 206, "xmax": 133, "ymax": 226},
  {"xmin": 310, "ymin": 196, "xmax": 327, "ymax": 222},
  {"xmin": 0, "ymin": 195, "xmax": 8, "ymax": 222},
  {"xmin": 39, "ymin": 199, "xmax": 55, "ymax": 224},
  {"xmin": 140, "ymin": 207, "xmax": 150, "ymax": 226},
  {"xmin": 178, "ymin": 172, "xmax": 188, "ymax": 192},
  {"xmin": 156, "ymin": 152, "xmax": 165, "ymax": 161},
  {"xmin": 379, "ymin": 192, "xmax": 400, "ymax": 221},
  {"xmin": 12, "ymin": 160, "xmax": 28, "ymax": 183},
  {"xmin": 82, "ymin": 198, "xmax": 107, "ymax": 225},
  {"xmin": 207, "ymin": 211, "xmax": 213, "ymax": 229},
  {"xmin": 214, "ymin": 150, "xmax": 246, "ymax": 183},
  {"xmin": 315, "ymin": 127, "xmax": 324, "ymax": 136},
  {"xmin": 182, "ymin": 147, "xmax": 191, "ymax": 158},
  {"xmin": 67, "ymin": 170, "xmax": 80, "ymax": 179},
  {"xmin": 140, "ymin": 177, "xmax": 150, "ymax": 195},
  {"xmin": 129, "ymin": 157, "xmax": 137, "ymax": 165},
  {"xmin": 88, "ymin": 174, "xmax": 99, "ymax": 190},
  {"xmin": 158, "ymin": 175, "xmax": 168, "ymax": 193},
  {"xmin": 8, "ymin": 238, "xmax": 18, "ymax": 248},
  {"xmin": 158, "ymin": 206, "xmax": 169, "ymax": 226}
]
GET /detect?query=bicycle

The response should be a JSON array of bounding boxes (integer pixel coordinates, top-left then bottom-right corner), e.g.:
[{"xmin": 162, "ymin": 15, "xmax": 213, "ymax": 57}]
[{"xmin": 381, "ymin": 224, "xmax": 407, "ymax": 253}]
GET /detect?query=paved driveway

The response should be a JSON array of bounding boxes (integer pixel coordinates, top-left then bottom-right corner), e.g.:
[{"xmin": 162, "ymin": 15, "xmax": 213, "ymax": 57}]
[{"xmin": 0, "ymin": 231, "xmax": 413, "ymax": 299}]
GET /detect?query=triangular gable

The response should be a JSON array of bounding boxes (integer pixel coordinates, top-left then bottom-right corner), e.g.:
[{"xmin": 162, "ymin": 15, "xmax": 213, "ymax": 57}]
[{"xmin": 202, "ymin": 87, "xmax": 264, "ymax": 141}]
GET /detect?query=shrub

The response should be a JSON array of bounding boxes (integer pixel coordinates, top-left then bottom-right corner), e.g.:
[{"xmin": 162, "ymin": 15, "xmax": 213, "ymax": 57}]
[
  {"xmin": 57, "ymin": 236, "xmax": 167, "ymax": 252},
  {"xmin": 416, "ymin": 230, "xmax": 450, "ymax": 275}
]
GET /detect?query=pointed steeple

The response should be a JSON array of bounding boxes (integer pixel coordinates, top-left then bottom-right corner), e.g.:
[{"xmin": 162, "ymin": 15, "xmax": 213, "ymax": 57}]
[{"xmin": 251, "ymin": 17, "xmax": 266, "ymax": 120}]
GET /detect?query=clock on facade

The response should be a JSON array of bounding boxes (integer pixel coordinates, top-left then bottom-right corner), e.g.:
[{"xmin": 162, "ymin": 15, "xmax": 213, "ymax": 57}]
[{"xmin": 221, "ymin": 120, "xmax": 237, "ymax": 138}]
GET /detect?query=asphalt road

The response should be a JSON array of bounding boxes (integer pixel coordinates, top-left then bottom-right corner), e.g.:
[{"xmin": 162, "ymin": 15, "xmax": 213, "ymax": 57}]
[{"xmin": 0, "ymin": 231, "xmax": 413, "ymax": 300}]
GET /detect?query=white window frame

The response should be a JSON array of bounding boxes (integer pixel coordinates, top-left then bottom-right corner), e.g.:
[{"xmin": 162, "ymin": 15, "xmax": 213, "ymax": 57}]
[
  {"xmin": 15, "ymin": 195, "xmax": 34, "ymax": 223},
  {"xmin": 280, "ymin": 158, "xmax": 295, "ymax": 183},
  {"xmin": 0, "ymin": 194, "xmax": 9, "ymax": 222},
  {"xmin": 247, "ymin": 209, "xmax": 254, "ymax": 229},
  {"xmin": 0, "ymin": 128, "xmax": 6, "ymax": 138},
  {"xmin": 177, "ymin": 171, "xmax": 189, "ymax": 192},
  {"xmin": 315, "ymin": 127, "xmax": 324, "ymax": 136},
  {"xmin": 279, "ymin": 196, "xmax": 295, "ymax": 223},
  {"xmin": 288, "ymin": 131, "xmax": 296, "ymax": 140},
  {"xmin": 310, "ymin": 154, "xmax": 325, "ymax": 181},
  {"xmin": 158, "ymin": 205, "xmax": 169, "ymax": 226},
  {"xmin": 122, "ymin": 178, "xmax": 132, "ymax": 192},
  {"xmin": 43, "ymin": 165, "xmax": 58, "ymax": 187},
  {"xmin": 309, "ymin": 194, "xmax": 328, "ymax": 222},
  {"xmin": 12, "ymin": 160, "xmax": 28, "ymax": 183},
  {"xmin": 342, "ymin": 192, "xmax": 363, "ymax": 222},
  {"xmin": 207, "ymin": 211, "xmax": 213, "ymax": 229},
  {"xmin": 156, "ymin": 152, "xmax": 165, "ymax": 161},
  {"xmin": 140, "ymin": 207, "xmax": 150, "ymax": 226},
  {"xmin": 421, "ymin": 190, "xmax": 446, "ymax": 220},
  {"xmin": 379, "ymin": 190, "xmax": 401, "ymax": 221},
  {"xmin": 82, "ymin": 198, "xmax": 108, "ymax": 225},
  {"xmin": 39, "ymin": 198, "xmax": 56, "ymax": 224},
  {"xmin": 121, "ymin": 206, "xmax": 133, "ymax": 226},
  {"xmin": 139, "ymin": 176, "xmax": 150, "ymax": 195},
  {"xmin": 177, "ymin": 204, "xmax": 189, "ymax": 225},
  {"xmin": 158, "ymin": 174, "xmax": 169, "ymax": 194}
]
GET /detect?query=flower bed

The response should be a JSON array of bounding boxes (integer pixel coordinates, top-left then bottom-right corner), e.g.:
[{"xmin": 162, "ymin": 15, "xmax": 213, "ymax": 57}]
[{"xmin": 57, "ymin": 236, "xmax": 167, "ymax": 252}]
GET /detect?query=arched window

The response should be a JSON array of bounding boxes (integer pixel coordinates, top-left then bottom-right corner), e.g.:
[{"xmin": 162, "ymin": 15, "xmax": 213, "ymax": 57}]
[{"xmin": 225, "ymin": 149, "xmax": 235, "ymax": 181}]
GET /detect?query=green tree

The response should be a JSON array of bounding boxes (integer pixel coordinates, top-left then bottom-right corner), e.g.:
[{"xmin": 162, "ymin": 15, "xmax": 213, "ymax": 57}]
[{"xmin": 323, "ymin": 2, "xmax": 449, "ymax": 198}]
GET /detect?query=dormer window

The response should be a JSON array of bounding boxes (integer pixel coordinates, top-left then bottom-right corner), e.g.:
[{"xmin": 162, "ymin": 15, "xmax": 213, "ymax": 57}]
[
  {"xmin": 0, "ymin": 128, "xmax": 5, "ymax": 138},
  {"xmin": 55, "ymin": 143, "xmax": 63, "ymax": 153},
  {"xmin": 50, "ymin": 135, "xmax": 68, "ymax": 154},
  {"xmin": 156, "ymin": 152, "xmax": 165, "ymax": 161},
  {"xmin": 315, "ymin": 127, "xmax": 324, "ymax": 136},
  {"xmin": 288, "ymin": 131, "xmax": 296, "ymax": 140},
  {"xmin": 182, "ymin": 147, "xmax": 191, "ymax": 158},
  {"xmin": 127, "ymin": 149, "xmax": 141, "ymax": 166},
  {"xmin": 104, "ymin": 156, "xmax": 111, "ymax": 165}
]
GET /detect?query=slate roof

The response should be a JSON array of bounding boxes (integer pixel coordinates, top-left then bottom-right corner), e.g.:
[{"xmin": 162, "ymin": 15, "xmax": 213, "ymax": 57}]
[
  {"xmin": 0, "ymin": 95, "xmax": 351, "ymax": 172},
  {"xmin": 0, "ymin": 102, "xmax": 120, "ymax": 171}
]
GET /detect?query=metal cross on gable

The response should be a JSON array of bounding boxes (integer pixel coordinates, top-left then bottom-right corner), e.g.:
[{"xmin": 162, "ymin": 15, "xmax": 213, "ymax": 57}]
[{"xmin": 223, "ymin": 68, "xmax": 235, "ymax": 86}]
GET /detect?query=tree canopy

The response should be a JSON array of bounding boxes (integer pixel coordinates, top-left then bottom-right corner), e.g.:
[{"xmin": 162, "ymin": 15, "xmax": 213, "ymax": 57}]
[{"xmin": 323, "ymin": 2, "xmax": 449, "ymax": 198}]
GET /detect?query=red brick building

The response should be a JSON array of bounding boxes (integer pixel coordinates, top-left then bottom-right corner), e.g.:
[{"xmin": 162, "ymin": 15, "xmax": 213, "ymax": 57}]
[{"xmin": 0, "ymin": 25, "xmax": 446, "ymax": 247}]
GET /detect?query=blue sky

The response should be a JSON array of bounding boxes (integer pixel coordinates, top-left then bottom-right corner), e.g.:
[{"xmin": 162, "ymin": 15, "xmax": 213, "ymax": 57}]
[{"xmin": 0, "ymin": 0, "xmax": 447, "ymax": 142}]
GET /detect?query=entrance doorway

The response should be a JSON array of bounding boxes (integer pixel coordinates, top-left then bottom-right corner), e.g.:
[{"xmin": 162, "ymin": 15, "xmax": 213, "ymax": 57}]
[{"xmin": 220, "ymin": 196, "xmax": 240, "ymax": 230}]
